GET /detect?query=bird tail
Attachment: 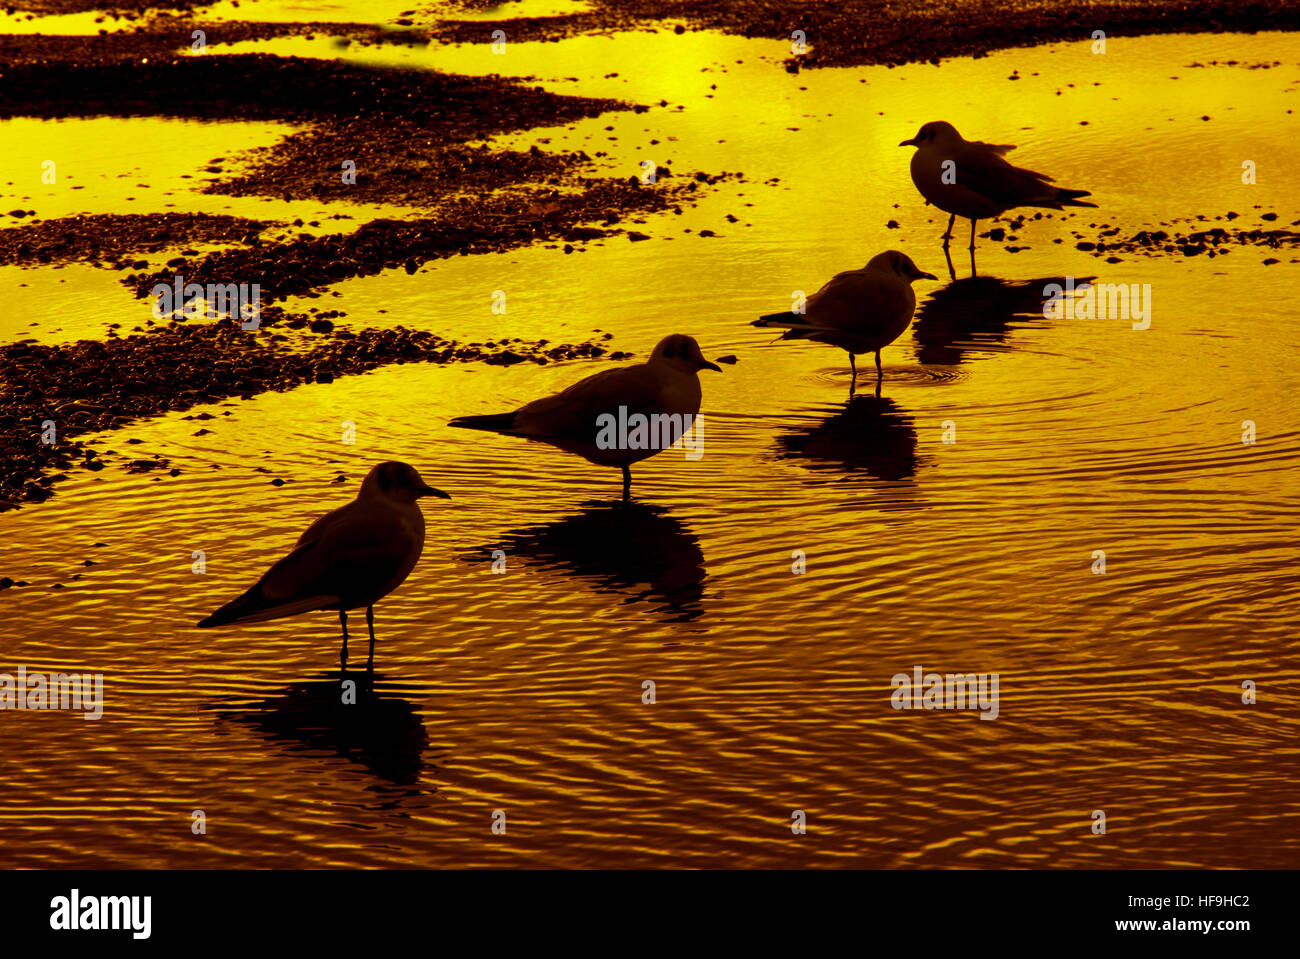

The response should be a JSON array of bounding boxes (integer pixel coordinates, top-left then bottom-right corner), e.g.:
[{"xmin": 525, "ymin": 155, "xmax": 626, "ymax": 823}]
[
  {"xmin": 1055, "ymin": 187, "xmax": 1096, "ymax": 208},
  {"xmin": 753, "ymin": 311, "xmax": 812, "ymax": 329},
  {"xmin": 448, "ymin": 411, "xmax": 518, "ymax": 432},
  {"xmin": 197, "ymin": 586, "xmax": 334, "ymax": 628},
  {"xmin": 753, "ymin": 312, "xmax": 821, "ymax": 342}
]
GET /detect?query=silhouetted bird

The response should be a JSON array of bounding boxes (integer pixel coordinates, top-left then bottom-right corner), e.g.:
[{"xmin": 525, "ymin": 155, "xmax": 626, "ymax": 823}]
[
  {"xmin": 899, "ymin": 121, "xmax": 1095, "ymax": 256},
  {"xmin": 449, "ymin": 334, "xmax": 720, "ymax": 502},
  {"xmin": 197, "ymin": 461, "xmax": 449, "ymax": 672},
  {"xmin": 753, "ymin": 250, "xmax": 936, "ymax": 395}
]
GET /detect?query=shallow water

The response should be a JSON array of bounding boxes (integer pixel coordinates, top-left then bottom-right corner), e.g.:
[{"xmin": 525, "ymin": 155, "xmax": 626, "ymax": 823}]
[{"xmin": 1, "ymin": 24, "xmax": 1298, "ymax": 868}]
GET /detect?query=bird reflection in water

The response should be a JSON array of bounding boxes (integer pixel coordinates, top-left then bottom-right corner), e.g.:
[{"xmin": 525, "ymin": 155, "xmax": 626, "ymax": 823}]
[
  {"xmin": 210, "ymin": 674, "xmax": 434, "ymax": 792},
  {"xmin": 777, "ymin": 395, "xmax": 919, "ymax": 483},
  {"xmin": 469, "ymin": 501, "xmax": 707, "ymax": 622},
  {"xmin": 913, "ymin": 274, "xmax": 1094, "ymax": 366}
]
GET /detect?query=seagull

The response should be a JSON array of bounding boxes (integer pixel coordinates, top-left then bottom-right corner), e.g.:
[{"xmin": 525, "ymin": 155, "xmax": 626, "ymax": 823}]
[
  {"xmin": 449, "ymin": 333, "xmax": 720, "ymax": 502},
  {"xmin": 899, "ymin": 120, "xmax": 1096, "ymax": 269},
  {"xmin": 196, "ymin": 461, "xmax": 450, "ymax": 673},
  {"xmin": 752, "ymin": 250, "xmax": 936, "ymax": 395}
]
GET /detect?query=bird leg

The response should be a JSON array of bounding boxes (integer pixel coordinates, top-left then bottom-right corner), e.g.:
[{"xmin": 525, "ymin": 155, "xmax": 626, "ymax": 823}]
[
  {"xmin": 365, "ymin": 605, "xmax": 376, "ymax": 675},
  {"xmin": 875, "ymin": 350, "xmax": 883, "ymax": 398},
  {"xmin": 942, "ymin": 243, "xmax": 956, "ymax": 282},
  {"xmin": 968, "ymin": 219, "xmax": 978, "ymax": 276},
  {"xmin": 339, "ymin": 609, "xmax": 349, "ymax": 669},
  {"xmin": 941, "ymin": 213, "xmax": 955, "ymax": 246},
  {"xmin": 621, "ymin": 464, "xmax": 631, "ymax": 503},
  {"xmin": 849, "ymin": 353, "xmax": 857, "ymax": 396}
]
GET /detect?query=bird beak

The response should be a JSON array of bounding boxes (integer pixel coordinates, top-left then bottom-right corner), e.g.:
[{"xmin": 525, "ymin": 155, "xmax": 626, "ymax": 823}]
[
  {"xmin": 699, "ymin": 360, "xmax": 723, "ymax": 372},
  {"xmin": 899, "ymin": 137, "xmax": 917, "ymax": 147},
  {"xmin": 418, "ymin": 485, "xmax": 451, "ymax": 499},
  {"xmin": 916, "ymin": 271, "xmax": 938, "ymax": 281}
]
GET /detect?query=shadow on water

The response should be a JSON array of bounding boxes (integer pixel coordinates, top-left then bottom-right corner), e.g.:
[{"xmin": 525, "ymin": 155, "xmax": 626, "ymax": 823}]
[
  {"xmin": 912, "ymin": 274, "xmax": 1094, "ymax": 365},
  {"xmin": 209, "ymin": 673, "xmax": 434, "ymax": 793},
  {"xmin": 467, "ymin": 500, "xmax": 708, "ymax": 622},
  {"xmin": 776, "ymin": 395, "xmax": 919, "ymax": 483}
]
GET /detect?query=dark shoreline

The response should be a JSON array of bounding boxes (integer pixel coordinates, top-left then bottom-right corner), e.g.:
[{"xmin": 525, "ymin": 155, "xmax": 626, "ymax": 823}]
[
  {"xmin": 8, "ymin": 0, "xmax": 1298, "ymax": 70},
  {"xmin": 589, "ymin": 0, "xmax": 1300, "ymax": 69}
]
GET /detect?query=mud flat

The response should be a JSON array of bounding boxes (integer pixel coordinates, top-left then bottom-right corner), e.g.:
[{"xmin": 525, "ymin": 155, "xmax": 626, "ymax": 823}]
[
  {"xmin": 1069, "ymin": 210, "xmax": 1300, "ymax": 263},
  {"xmin": 0, "ymin": 213, "xmax": 269, "ymax": 268},
  {"xmin": 0, "ymin": 315, "xmax": 630, "ymax": 511},
  {"xmin": 0, "ymin": 26, "xmax": 727, "ymax": 508},
  {"xmin": 425, "ymin": 0, "xmax": 1300, "ymax": 68},
  {"xmin": 13, "ymin": 0, "xmax": 1296, "ymax": 69}
]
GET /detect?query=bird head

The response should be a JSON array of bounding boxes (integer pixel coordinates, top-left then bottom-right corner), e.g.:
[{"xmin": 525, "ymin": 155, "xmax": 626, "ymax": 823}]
[
  {"xmin": 899, "ymin": 121, "xmax": 963, "ymax": 150},
  {"xmin": 867, "ymin": 250, "xmax": 938, "ymax": 283},
  {"xmin": 362, "ymin": 461, "xmax": 451, "ymax": 504},
  {"xmin": 650, "ymin": 334, "xmax": 722, "ymax": 374}
]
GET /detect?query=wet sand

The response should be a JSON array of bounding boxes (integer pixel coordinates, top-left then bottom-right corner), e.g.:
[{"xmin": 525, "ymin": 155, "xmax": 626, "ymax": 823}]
[
  {"xmin": 10, "ymin": 0, "xmax": 1297, "ymax": 68},
  {"xmin": 588, "ymin": 0, "xmax": 1300, "ymax": 68},
  {"xmin": 1072, "ymin": 210, "xmax": 1300, "ymax": 261}
]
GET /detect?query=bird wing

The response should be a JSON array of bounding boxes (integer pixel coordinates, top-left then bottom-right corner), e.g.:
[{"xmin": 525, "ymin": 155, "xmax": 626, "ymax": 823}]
[
  {"xmin": 969, "ymin": 139, "xmax": 1016, "ymax": 156},
  {"xmin": 295, "ymin": 500, "xmax": 350, "ymax": 547},
  {"xmin": 952, "ymin": 141, "xmax": 1059, "ymax": 206},
  {"xmin": 803, "ymin": 269, "xmax": 911, "ymax": 333},
  {"xmin": 261, "ymin": 501, "xmax": 418, "ymax": 602},
  {"xmin": 513, "ymin": 364, "xmax": 666, "ymax": 441},
  {"xmin": 197, "ymin": 498, "xmax": 423, "ymax": 627}
]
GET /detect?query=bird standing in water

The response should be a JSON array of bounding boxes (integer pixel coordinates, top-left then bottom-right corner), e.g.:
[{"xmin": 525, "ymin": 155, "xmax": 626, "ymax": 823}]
[
  {"xmin": 899, "ymin": 120, "xmax": 1095, "ymax": 274},
  {"xmin": 196, "ymin": 461, "xmax": 450, "ymax": 674},
  {"xmin": 449, "ymin": 333, "xmax": 720, "ymax": 502},
  {"xmin": 754, "ymin": 250, "xmax": 937, "ymax": 396}
]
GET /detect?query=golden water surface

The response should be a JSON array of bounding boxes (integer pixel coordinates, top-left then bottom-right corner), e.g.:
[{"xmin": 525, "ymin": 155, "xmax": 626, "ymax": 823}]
[{"xmin": 1, "ymin": 11, "xmax": 1297, "ymax": 867}]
